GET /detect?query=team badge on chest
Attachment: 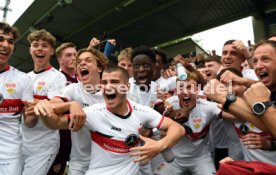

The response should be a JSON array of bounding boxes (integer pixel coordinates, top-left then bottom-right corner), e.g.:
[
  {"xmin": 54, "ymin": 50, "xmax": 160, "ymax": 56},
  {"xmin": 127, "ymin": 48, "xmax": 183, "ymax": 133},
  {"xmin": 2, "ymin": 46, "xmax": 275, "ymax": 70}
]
[
  {"xmin": 5, "ymin": 82, "xmax": 16, "ymax": 94},
  {"xmin": 37, "ymin": 81, "xmax": 46, "ymax": 91},
  {"xmin": 193, "ymin": 118, "xmax": 202, "ymax": 129}
]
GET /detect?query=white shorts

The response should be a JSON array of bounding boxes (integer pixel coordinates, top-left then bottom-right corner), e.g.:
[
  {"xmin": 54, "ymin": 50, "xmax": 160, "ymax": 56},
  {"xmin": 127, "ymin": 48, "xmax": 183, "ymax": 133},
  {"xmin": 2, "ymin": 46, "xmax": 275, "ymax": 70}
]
[
  {"xmin": 0, "ymin": 162, "xmax": 21, "ymax": 175},
  {"xmin": 68, "ymin": 161, "xmax": 89, "ymax": 175},
  {"xmin": 154, "ymin": 157, "xmax": 216, "ymax": 175},
  {"xmin": 22, "ymin": 153, "xmax": 57, "ymax": 175},
  {"xmin": 139, "ymin": 161, "xmax": 153, "ymax": 175}
]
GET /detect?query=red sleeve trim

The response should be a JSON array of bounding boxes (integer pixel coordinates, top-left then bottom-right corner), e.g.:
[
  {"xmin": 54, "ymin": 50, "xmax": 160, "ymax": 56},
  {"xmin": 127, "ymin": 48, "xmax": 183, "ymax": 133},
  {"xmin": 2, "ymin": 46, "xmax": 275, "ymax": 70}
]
[
  {"xmin": 34, "ymin": 95, "xmax": 49, "ymax": 100},
  {"xmin": 157, "ymin": 115, "xmax": 165, "ymax": 129},
  {"xmin": 54, "ymin": 96, "xmax": 69, "ymax": 102}
]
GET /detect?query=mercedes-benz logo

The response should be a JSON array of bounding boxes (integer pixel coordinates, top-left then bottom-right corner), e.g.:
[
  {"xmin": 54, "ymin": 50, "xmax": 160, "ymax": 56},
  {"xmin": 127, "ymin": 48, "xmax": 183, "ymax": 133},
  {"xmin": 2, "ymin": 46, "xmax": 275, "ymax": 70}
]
[
  {"xmin": 0, "ymin": 93, "xmax": 3, "ymax": 104},
  {"xmin": 125, "ymin": 134, "xmax": 138, "ymax": 147},
  {"xmin": 239, "ymin": 124, "xmax": 249, "ymax": 135}
]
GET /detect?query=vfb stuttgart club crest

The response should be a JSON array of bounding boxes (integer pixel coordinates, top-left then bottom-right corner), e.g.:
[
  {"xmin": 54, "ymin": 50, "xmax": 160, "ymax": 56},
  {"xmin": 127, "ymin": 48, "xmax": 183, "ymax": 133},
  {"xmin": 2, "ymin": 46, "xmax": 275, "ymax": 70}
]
[
  {"xmin": 37, "ymin": 81, "xmax": 46, "ymax": 91},
  {"xmin": 5, "ymin": 82, "xmax": 16, "ymax": 94}
]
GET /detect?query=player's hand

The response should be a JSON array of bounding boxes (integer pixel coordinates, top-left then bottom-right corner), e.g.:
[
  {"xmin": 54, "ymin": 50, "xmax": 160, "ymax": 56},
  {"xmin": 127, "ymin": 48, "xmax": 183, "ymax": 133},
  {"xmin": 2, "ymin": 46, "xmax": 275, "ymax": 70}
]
[
  {"xmin": 89, "ymin": 37, "xmax": 100, "ymax": 48},
  {"xmin": 33, "ymin": 99, "xmax": 54, "ymax": 117},
  {"xmin": 204, "ymin": 79, "xmax": 228, "ymax": 105},
  {"xmin": 219, "ymin": 70, "xmax": 245, "ymax": 86},
  {"xmin": 107, "ymin": 39, "xmax": 116, "ymax": 46},
  {"xmin": 233, "ymin": 40, "xmax": 251, "ymax": 59},
  {"xmin": 24, "ymin": 101, "xmax": 36, "ymax": 117},
  {"xmin": 23, "ymin": 101, "xmax": 39, "ymax": 128},
  {"xmin": 242, "ymin": 133, "xmax": 271, "ymax": 150},
  {"xmin": 219, "ymin": 157, "xmax": 234, "ymax": 164},
  {"xmin": 68, "ymin": 101, "xmax": 86, "ymax": 131},
  {"xmin": 244, "ymin": 82, "xmax": 271, "ymax": 107},
  {"xmin": 129, "ymin": 135, "xmax": 164, "ymax": 165}
]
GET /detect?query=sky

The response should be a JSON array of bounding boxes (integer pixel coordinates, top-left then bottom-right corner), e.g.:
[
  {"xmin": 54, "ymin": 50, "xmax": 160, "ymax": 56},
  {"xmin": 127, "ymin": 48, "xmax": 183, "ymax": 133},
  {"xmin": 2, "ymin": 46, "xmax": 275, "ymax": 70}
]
[
  {"xmin": 1, "ymin": 0, "xmax": 254, "ymax": 55},
  {"xmin": 0, "ymin": 0, "xmax": 34, "ymax": 25},
  {"xmin": 192, "ymin": 16, "xmax": 255, "ymax": 56}
]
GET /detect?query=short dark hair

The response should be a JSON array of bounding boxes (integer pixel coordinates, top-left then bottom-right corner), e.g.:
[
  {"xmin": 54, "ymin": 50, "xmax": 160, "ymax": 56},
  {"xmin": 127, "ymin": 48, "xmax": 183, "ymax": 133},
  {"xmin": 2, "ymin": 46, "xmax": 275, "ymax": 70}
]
[
  {"xmin": 0, "ymin": 22, "xmax": 20, "ymax": 40},
  {"xmin": 223, "ymin": 39, "xmax": 236, "ymax": 46},
  {"xmin": 131, "ymin": 46, "xmax": 156, "ymax": 62},
  {"xmin": 254, "ymin": 40, "xmax": 276, "ymax": 54},
  {"xmin": 217, "ymin": 67, "xmax": 243, "ymax": 80},
  {"xmin": 205, "ymin": 56, "xmax": 221, "ymax": 64},
  {"xmin": 153, "ymin": 49, "xmax": 168, "ymax": 64},
  {"xmin": 103, "ymin": 64, "xmax": 129, "ymax": 82}
]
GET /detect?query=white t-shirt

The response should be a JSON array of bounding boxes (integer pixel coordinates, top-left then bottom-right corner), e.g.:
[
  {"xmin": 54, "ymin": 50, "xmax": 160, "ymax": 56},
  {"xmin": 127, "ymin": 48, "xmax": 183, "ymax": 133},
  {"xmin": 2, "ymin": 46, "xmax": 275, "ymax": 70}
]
[
  {"xmin": 55, "ymin": 82, "xmax": 104, "ymax": 165},
  {"xmin": 84, "ymin": 100, "xmax": 164, "ymax": 175},
  {"xmin": 22, "ymin": 67, "xmax": 66, "ymax": 155},
  {"xmin": 234, "ymin": 122, "xmax": 276, "ymax": 165},
  {"xmin": 0, "ymin": 66, "xmax": 33, "ymax": 163}
]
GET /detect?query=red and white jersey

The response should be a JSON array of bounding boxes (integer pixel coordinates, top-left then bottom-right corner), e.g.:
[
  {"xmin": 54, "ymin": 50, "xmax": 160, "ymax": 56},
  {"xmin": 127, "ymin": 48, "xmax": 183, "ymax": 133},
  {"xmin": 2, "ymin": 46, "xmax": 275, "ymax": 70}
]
[
  {"xmin": 22, "ymin": 67, "xmax": 66, "ymax": 155},
  {"xmin": 128, "ymin": 81, "xmax": 159, "ymax": 108},
  {"xmin": 234, "ymin": 122, "xmax": 276, "ymax": 165},
  {"xmin": 167, "ymin": 96, "xmax": 221, "ymax": 162},
  {"xmin": 56, "ymin": 82, "xmax": 104, "ymax": 164},
  {"xmin": 0, "ymin": 66, "xmax": 33, "ymax": 163},
  {"xmin": 84, "ymin": 100, "xmax": 164, "ymax": 175}
]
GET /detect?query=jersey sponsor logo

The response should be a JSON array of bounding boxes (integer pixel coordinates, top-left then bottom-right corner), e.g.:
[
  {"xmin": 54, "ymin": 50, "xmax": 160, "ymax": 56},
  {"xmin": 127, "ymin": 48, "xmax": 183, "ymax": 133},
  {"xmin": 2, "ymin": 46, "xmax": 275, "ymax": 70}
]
[
  {"xmin": 5, "ymin": 82, "xmax": 16, "ymax": 94},
  {"xmin": 0, "ymin": 99, "xmax": 23, "ymax": 113},
  {"xmin": 125, "ymin": 134, "xmax": 138, "ymax": 147},
  {"xmin": 82, "ymin": 102, "xmax": 89, "ymax": 107},
  {"xmin": 111, "ymin": 126, "xmax": 122, "ymax": 131},
  {"xmin": 91, "ymin": 131, "xmax": 139, "ymax": 153},
  {"xmin": 193, "ymin": 118, "xmax": 202, "ymax": 129},
  {"xmin": 37, "ymin": 81, "xmax": 46, "ymax": 91}
]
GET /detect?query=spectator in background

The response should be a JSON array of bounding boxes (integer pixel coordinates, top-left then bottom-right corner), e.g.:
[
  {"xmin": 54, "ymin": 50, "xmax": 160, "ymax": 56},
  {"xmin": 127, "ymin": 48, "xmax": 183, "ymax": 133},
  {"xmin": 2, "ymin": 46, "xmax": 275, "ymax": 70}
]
[{"xmin": 195, "ymin": 53, "xmax": 205, "ymax": 67}]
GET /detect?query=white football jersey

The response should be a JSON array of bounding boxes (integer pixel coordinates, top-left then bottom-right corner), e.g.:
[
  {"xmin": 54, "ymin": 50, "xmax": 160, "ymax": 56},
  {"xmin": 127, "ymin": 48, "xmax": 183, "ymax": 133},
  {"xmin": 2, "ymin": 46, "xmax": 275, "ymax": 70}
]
[
  {"xmin": 234, "ymin": 122, "xmax": 276, "ymax": 165},
  {"xmin": 166, "ymin": 96, "xmax": 221, "ymax": 163},
  {"xmin": 0, "ymin": 66, "xmax": 33, "ymax": 163},
  {"xmin": 84, "ymin": 100, "xmax": 164, "ymax": 175},
  {"xmin": 55, "ymin": 82, "xmax": 104, "ymax": 166},
  {"xmin": 128, "ymin": 81, "xmax": 159, "ymax": 108},
  {"xmin": 155, "ymin": 76, "xmax": 177, "ymax": 92},
  {"xmin": 22, "ymin": 67, "xmax": 66, "ymax": 155}
]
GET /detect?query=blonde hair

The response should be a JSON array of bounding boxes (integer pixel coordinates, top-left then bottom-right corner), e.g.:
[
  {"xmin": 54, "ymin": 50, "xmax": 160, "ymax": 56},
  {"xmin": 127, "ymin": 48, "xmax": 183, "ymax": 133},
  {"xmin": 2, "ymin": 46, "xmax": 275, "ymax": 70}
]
[
  {"xmin": 118, "ymin": 47, "xmax": 133, "ymax": 62},
  {"xmin": 27, "ymin": 29, "xmax": 56, "ymax": 47}
]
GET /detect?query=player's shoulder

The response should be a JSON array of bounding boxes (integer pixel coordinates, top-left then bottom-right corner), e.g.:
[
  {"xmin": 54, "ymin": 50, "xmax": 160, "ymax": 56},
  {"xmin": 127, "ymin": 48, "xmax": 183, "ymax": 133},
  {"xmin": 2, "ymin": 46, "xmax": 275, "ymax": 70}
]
[
  {"xmin": 9, "ymin": 67, "xmax": 33, "ymax": 82},
  {"xmin": 128, "ymin": 99, "xmax": 154, "ymax": 113},
  {"xmin": 84, "ymin": 102, "xmax": 106, "ymax": 113}
]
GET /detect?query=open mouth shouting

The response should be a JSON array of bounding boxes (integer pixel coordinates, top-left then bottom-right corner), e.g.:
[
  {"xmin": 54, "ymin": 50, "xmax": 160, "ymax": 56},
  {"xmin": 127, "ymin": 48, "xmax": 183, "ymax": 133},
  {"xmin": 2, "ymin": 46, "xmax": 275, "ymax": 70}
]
[
  {"xmin": 258, "ymin": 71, "xmax": 269, "ymax": 84},
  {"xmin": 137, "ymin": 75, "xmax": 149, "ymax": 85},
  {"xmin": 79, "ymin": 68, "xmax": 90, "ymax": 82}
]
